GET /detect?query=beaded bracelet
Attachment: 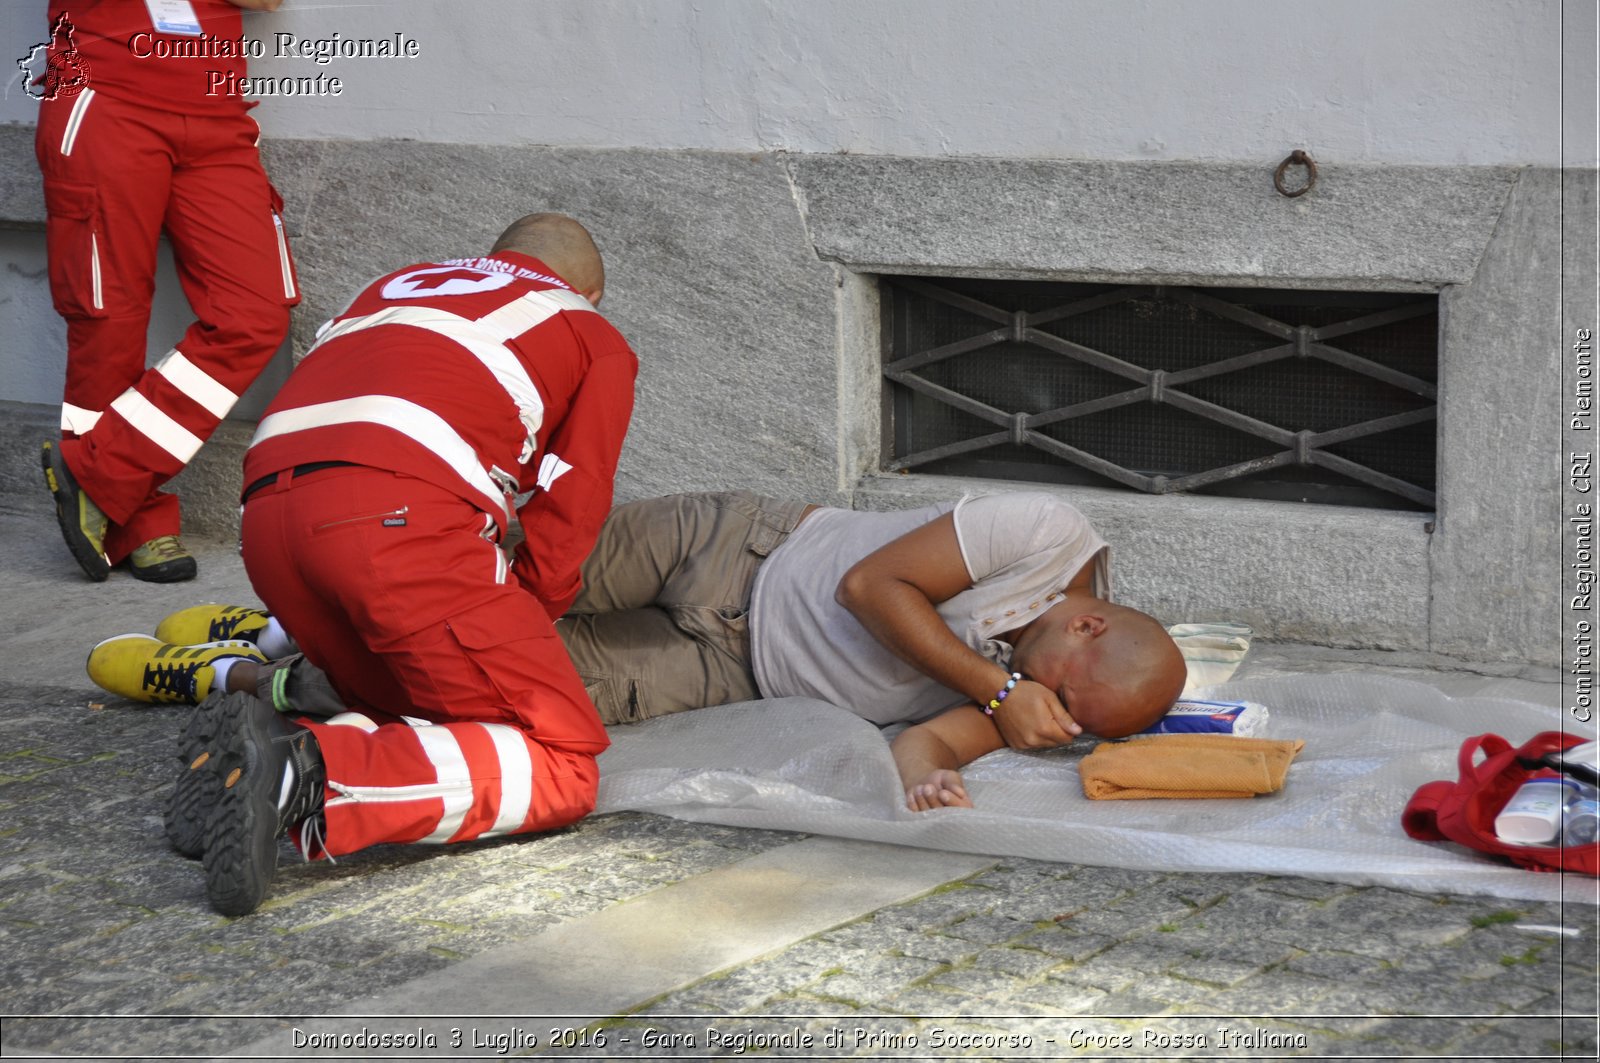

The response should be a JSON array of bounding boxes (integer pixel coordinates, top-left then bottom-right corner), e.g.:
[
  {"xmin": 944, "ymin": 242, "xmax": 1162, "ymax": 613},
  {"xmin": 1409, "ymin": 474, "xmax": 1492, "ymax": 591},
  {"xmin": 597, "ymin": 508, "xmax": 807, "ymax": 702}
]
[{"xmin": 984, "ymin": 672, "xmax": 1022, "ymax": 716}]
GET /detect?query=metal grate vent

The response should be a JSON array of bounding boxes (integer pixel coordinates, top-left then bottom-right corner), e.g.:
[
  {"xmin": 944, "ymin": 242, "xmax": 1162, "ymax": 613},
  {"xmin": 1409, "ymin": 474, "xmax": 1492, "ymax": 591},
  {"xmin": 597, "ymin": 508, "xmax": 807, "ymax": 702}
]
[{"xmin": 883, "ymin": 277, "xmax": 1438, "ymax": 511}]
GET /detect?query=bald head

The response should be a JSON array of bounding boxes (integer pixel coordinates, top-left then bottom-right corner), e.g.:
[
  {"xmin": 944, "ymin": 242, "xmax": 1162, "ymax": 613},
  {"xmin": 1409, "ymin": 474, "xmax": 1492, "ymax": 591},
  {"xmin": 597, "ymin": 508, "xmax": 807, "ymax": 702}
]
[
  {"xmin": 1072, "ymin": 604, "xmax": 1187, "ymax": 737},
  {"xmin": 491, "ymin": 213, "xmax": 605, "ymax": 304},
  {"xmin": 1010, "ymin": 599, "xmax": 1187, "ymax": 740}
]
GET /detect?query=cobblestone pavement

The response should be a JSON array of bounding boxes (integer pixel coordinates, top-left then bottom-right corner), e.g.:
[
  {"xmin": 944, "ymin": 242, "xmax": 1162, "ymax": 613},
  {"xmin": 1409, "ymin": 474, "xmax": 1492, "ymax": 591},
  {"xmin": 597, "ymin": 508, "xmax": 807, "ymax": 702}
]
[
  {"xmin": 4, "ymin": 672, "xmax": 1596, "ymax": 1059},
  {"xmin": 612, "ymin": 864, "xmax": 1597, "ymax": 1059},
  {"xmin": 0, "ymin": 681, "xmax": 799, "ymax": 1056},
  {"xmin": 1, "ymin": 514, "xmax": 1596, "ymax": 1060}
]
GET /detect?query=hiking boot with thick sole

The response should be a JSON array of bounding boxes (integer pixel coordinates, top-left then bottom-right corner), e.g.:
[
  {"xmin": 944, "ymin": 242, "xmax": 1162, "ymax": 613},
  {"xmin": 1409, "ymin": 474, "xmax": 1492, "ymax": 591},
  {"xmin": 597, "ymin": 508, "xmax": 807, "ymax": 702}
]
[
  {"xmin": 41, "ymin": 441, "xmax": 110, "ymax": 582},
  {"xmin": 201, "ymin": 692, "xmax": 326, "ymax": 917},
  {"xmin": 166, "ymin": 692, "xmax": 230, "ymax": 859},
  {"xmin": 156, "ymin": 604, "xmax": 270, "ymax": 646},
  {"xmin": 129, "ymin": 535, "xmax": 197, "ymax": 583},
  {"xmin": 87, "ymin": 635, "xmax": 266, "ymax": 705}
]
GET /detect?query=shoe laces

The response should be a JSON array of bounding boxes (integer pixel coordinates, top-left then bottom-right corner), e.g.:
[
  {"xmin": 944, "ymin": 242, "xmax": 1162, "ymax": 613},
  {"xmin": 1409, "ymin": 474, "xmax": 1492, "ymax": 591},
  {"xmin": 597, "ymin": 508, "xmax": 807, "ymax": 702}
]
[
  {"xmin": 296, "ymin": 814, "xmax": 335, "ymax": 865},
  {"xmin": 143, "ymin": 660, "xmax": 204, "ymax": 700},
  {"xmin": 140, "ymin": 535, "xmax": 188, "ymax": 562},
  {"xmin": 208, "ymin": 611, "xmax": 254, "ymax": 641},
  {"xmin": 274, "ymin": 729, "xmax": 326, "ymax": 832}
]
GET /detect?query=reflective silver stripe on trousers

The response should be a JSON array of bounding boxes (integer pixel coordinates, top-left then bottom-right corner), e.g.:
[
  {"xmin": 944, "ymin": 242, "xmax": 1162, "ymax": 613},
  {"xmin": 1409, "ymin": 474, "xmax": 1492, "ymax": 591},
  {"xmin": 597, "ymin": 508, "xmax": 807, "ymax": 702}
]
[
  {"xmin": 111, "ymin": 390, "xmax": 204, "ymax": 462},
  {"xmin": 273, "ymin": 214, "xmax": 296, "ymax": 300},
  {"xmin": 415, "ymin": 726, "xmax": 473, "ymax": 843},
  {"xmin": 60, "ymin": 402, "xmax": 102, "ymax": 434},
  {"xmin": 59, "ymin": 88, "xmax": 95, "ymax": 156},
  {"xmin": 89, "ymin": 231, "xmax": 102, "ymax": 309},
  {"xmin": 62, "ymin": 352, "xmax": 236, "ymax": 457},
  {"xmin": 320, "ymin": 723, "xmax": 535, "ymax": 842},
  {"xmin": 155, "ymin": 349, "xmax": 238, "ymax": 419}
]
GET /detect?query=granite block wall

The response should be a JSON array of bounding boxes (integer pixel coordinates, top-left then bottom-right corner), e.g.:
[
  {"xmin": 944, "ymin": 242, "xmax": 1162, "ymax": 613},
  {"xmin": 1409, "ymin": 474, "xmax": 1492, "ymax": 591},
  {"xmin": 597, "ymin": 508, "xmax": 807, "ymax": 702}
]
[{"xmin": 0, "ymin": 123, "xmax": 1588, "ymax": 663}]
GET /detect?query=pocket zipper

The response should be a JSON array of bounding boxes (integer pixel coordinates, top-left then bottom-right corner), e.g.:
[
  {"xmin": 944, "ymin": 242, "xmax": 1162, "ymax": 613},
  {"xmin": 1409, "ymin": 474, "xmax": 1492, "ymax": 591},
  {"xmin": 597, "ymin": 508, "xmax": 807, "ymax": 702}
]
[
  {"xmin": 89, "ymin": 231, "xmax": 103, "ymax": 311},
  {"xmin": 273, "ymin": 212, "xmax": 297, "ymax": 299},
  {"xmin": 313, "ymin": 504, "xmax": 408, "ymax": 531},
  {"xmin": 325, "ymin": 779, "xmax": 462, "ymax": 807}
]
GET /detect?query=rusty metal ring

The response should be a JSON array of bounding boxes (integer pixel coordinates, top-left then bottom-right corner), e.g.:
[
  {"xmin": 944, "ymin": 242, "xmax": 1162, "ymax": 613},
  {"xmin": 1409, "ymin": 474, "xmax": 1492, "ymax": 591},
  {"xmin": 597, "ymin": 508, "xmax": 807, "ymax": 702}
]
[{"xmin": 1273, "ymin": 149, "xmax": 1318, "ymax": 198}]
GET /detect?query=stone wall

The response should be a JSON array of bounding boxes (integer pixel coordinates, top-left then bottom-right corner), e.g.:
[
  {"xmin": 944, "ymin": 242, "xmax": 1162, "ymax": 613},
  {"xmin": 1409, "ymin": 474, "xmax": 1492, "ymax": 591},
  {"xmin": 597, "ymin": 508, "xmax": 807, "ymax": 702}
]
[{"xmin": 1, "ymin": 120, "xmax": 1588, "ymax": 663}]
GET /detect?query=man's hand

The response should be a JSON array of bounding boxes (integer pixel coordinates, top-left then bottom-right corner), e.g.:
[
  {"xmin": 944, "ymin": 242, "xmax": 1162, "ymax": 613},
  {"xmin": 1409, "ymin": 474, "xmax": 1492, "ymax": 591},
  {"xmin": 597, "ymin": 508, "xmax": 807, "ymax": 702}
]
[
  {"xmin": 988, "ymin": 679, "xmax": 1081, "ymax": 751},
  {"xmin": 905, "ymin": 768, "xmax": 971, "ymax": 811},
  {"xmin": 890, "ymin": 705, "xmax": 1004, "ymax": 811}
]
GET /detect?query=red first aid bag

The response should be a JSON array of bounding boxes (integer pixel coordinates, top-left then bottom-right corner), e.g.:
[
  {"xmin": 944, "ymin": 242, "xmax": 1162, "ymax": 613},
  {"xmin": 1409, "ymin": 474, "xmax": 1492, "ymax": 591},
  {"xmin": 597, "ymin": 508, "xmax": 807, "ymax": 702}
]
[{"xmin": 1402, "ymin": 731, "xmax": 1599, "ymax": 876}]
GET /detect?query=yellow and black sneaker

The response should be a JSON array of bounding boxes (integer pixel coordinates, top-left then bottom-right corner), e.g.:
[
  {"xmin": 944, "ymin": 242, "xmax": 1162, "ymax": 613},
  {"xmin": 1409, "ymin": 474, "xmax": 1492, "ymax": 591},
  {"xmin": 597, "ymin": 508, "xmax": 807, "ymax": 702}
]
[
  {"xmin": 41, "ymin": 441, "xmax": 110, "ymax": 582},
  {"xmin": 156, "ymin": 604, "xmax": 269, "ymax": 646},
  {"xmin": 86, "ymin": 635, "xmax": 266, "ymax": 705},
  {"xmin": 129, "ymin": 535, "xmax": 198, "ymax": 583}
]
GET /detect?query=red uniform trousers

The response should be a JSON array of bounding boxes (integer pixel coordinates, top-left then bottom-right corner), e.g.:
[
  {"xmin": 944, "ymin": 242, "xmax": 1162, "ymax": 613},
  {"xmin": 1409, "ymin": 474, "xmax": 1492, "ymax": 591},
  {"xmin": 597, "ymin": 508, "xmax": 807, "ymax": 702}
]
[
  {"xmin": 36, "ymin": 90, "xmax": 298, "ymax": 562},
  {"xmin": 239, "ymin": 466, "xmax": 609, "ymax": 858}
]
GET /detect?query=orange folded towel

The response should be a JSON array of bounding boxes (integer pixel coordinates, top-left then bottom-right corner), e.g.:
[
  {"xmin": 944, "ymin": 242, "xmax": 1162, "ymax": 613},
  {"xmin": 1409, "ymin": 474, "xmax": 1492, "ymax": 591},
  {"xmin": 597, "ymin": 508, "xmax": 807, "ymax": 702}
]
[{"xmin": 1081, "ymin": 734, "xmax": 1306, "ymax": 800}]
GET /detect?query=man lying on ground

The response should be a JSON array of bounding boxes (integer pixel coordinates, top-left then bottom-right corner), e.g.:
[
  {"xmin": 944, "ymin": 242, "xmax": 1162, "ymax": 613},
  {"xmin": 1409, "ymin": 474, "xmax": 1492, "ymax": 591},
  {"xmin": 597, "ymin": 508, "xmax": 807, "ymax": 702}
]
[{"xmin": 93, "ymin": 491, "xmax": 1185, "ymax": 826}]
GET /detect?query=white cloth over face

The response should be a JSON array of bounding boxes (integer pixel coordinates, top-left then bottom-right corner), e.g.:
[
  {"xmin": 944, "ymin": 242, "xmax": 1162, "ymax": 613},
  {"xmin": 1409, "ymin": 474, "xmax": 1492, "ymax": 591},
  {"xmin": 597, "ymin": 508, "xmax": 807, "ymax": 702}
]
[{"xmin": 594, "ymin": 673, "xmax": 1597, "ymax": 903}]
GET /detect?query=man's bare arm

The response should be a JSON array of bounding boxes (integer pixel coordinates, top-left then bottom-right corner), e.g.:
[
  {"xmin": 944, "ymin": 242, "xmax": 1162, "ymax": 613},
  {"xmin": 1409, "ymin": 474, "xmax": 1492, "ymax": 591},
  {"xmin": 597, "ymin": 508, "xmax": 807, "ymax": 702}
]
[
  {"xmin": 225, "ymin": 0, "xmax": 283, "ymax": 11},
  {"xmin": 891, "ymin": 706, "xmax": 1006, "ymax": 810},
  {"xmin": 836, "ymin": 512, "xmax": 1080, "ymax": 750}
]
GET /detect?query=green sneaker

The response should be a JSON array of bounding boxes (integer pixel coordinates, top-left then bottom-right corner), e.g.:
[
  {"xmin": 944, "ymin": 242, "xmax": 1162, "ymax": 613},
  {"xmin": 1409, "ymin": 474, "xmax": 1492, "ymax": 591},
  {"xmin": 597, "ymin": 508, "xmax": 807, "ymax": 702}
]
[
  {"xmin": 129, "ymin": 535, "xmax": 197, "ymax": 583},
  {"xmin": 86, "ymin": 634, "xmax": 266, "ymax": 705},
  {"xmin": 41, "ymin": 441, "xmax": 109, "ymax": 581}
]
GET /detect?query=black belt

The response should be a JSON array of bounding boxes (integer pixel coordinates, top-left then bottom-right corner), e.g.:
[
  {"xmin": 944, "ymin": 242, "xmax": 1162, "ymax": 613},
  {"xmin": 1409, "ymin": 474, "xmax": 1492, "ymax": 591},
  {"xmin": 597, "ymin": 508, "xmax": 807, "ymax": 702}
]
[{"xmin": 240, "ymin": 461, "xmax": 358, "ymax": 504}]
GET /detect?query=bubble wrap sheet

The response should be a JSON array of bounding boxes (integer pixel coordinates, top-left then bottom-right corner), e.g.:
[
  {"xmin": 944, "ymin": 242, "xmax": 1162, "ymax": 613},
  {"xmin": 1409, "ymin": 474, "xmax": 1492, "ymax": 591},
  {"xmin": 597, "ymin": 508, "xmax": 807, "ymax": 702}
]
[{"xmin": 595, "ymin": 674, "xmax": 1598, "ymax": 902}]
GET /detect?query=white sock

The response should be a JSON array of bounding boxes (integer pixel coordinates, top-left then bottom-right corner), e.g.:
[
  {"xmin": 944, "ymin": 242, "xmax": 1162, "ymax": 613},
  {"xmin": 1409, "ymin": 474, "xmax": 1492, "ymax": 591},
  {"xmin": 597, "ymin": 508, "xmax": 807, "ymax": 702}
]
[
  {"xmin": 210, "ymin": 656, "xmax": 239, "ymax": 692},
  {"xmin": 256, "ymin": 618, "xmax": 296, "ymax": 659}
]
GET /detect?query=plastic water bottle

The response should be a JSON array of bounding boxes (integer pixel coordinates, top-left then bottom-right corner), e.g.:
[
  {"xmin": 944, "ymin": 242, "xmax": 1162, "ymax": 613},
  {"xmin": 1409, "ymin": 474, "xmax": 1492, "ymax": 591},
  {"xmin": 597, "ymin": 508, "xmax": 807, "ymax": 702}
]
[
  {"xmin": 1563, "ymin": 800, "xmax": 1599, "ymax": 845},
  {"xmin": 1496, "ymin": 776, "xmax": 1583, "ymax": 845},
  {"xmin": 1562, "ymin": 782, "xmax": 1600, "ymax": 846}
]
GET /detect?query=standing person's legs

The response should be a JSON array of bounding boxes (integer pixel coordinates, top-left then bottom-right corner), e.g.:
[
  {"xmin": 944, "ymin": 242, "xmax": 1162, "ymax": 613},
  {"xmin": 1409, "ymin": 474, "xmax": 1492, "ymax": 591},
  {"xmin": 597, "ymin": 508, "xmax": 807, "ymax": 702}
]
[
  {"xmin": 36, "ymin": 91, "xmax": 174, "ymax": 575},
  {"xmin": 560, "ymin": 492, "xmax": 812, "ymax": 722},
  {"xmin": 68, "ymin": 108, "xmax": 296, "ymax": 564}
]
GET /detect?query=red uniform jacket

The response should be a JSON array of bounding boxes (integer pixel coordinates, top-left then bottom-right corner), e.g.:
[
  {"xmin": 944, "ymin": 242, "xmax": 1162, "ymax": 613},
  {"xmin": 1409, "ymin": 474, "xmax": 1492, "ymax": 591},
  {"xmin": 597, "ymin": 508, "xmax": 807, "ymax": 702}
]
[{"xmin": 246, "ymin": 252, "xmax": 638, "ymax": 617}]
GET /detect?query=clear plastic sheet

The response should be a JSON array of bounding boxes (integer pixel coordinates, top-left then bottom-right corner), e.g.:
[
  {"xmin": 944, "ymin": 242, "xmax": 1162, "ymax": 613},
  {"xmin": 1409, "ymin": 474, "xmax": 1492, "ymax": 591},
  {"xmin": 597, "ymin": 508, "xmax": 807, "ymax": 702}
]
[{"xmin": 594, "ymin": 674, "xmax": 1599, "ymax": 902}]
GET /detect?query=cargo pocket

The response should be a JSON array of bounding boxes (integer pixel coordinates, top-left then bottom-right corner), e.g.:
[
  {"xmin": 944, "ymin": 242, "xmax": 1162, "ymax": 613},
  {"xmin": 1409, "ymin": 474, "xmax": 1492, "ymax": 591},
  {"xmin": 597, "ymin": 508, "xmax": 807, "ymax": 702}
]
[
  {"xmin": 268, "ymin": 183, "xmax": 300, "ymax": 304},
  {"xmin": 575, "ymin": 674, "xmax": 638, "ymax": 727},
  {"xmin": 435, "ymin": 601, "xmax": 578, "ymax": 723},
  {"xmin": 42, "ymin": 180, "xmax": 106, "ymax": 318}
]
